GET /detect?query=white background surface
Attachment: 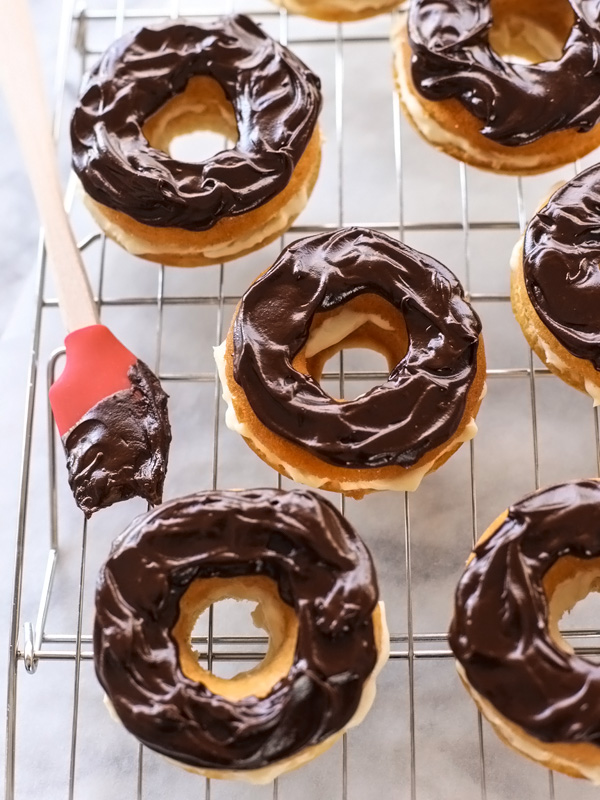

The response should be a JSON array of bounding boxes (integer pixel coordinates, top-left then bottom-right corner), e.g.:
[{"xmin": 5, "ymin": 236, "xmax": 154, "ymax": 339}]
[{"xmin": 4, "ymin": 1, "xmax": 600, "ymax": 798}]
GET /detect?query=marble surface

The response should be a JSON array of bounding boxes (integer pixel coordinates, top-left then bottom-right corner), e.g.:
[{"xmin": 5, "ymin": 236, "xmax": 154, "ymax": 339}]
[
  {"xmin": 4, "ymin": 2, "xmax": 600, "ymax": 799},
  {"xmin": 0, "ymin": 0, "xmax": 63, "ymax": 573},
  {"xmin": 0, "ymin": 1, "xmax": 63, "ymax": 795}
]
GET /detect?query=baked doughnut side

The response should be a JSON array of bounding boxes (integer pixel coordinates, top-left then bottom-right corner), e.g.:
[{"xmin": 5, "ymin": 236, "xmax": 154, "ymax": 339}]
[
  {"xmin": 511, "ymin": 166, "xmax": 600, "ymax": 403},
  {"xmin": 82, "ymin": 126, "xmax": 322, "ymax": 267},
  {"xmin": 450, "ymin": 481, "xmax": 600, "ymax": 782},
  {"xmin": 268, "ymin": 0, "xmax": 400, "ymax": 23},
  {"xmin": 510, "ymin": 238, "xmax": 600, "ymax": 400},
  {"xmin": 455, "ymin": 663, "xmax": 599, "ymax": 782}
]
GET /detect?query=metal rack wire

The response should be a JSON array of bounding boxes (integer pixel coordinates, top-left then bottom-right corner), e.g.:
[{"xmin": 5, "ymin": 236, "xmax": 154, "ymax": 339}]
[{"xmin": 7, "ymin": 2, "xmax": 600, "ymax": 799}]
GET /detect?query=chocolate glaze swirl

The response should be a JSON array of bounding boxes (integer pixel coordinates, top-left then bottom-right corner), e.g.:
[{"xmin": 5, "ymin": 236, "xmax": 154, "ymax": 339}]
[
  {"xmin": 523, "ymin": 164, "xmax": 600, "ymax": 369},
  {"xmin": 70, "ymin": 15, "xmax": 321, "ymax": 231},
  {"xmin": 94, "ymin": 489, "xmax": 379, "ymax": 770},
  {"xmin": 408, "ymin": 0, "xmax": 600, "ymax": 146},
  {"xmin": 450, "ymin": 480, "xmax": 600, "ymax": 744},
  {"xmin": 232, "ymin": 228, "xmax": 482, "ymax": 469},
  {"xmin": 64, "ymin": 360, "xmax": 171, "ymax": 517}
]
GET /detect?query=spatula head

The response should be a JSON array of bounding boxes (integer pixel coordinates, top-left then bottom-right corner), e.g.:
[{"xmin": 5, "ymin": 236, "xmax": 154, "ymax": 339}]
[{"xmin": 49, "ymin": 325, "xmax": 171, "ymax": 517}]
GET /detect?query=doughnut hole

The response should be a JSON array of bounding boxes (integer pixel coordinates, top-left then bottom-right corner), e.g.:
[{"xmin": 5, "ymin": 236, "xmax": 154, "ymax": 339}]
[
  {"xmin": 488, "ymin": 0, "xmax": 575, "ymax": 64},
  {"xmin": 142, "ymin": 76, "xmax": 238, "ymax": 162},
  {"xmin": 171, "ymin": 576, "xmax": 298, "ymax": 700},
  {"xmin": 320, "ymin": 349, "xmax": 390, "ymax": 400},
  {"xmin": 544, "ymin": 556, "xmax": 600, "ymax": 664},
  {"xmin": 292, "ymin": 294, "xmax": 409, "ymax": 402}
]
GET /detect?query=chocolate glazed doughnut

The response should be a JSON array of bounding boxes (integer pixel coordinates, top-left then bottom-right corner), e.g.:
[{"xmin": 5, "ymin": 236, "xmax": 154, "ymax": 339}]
[
  {"xmin": 215, "ymin": 228, "xmax": 486, "ymax": 497},
  {"xmin": 511, "ymin": 164, "xmax": 600, "ymax": 404},
  {"xmin": 95, "ymin": 489, "xmax": 388, "ymax": 783},
  {"xmin": 450, "ymin": 480, "xmax": 600, "ymax": 782},
  {"xmin": 71, "ymin": 15, "xmax": 322, "ymax": 266},
  {"xmin": 392, "ymin": 0, "xmax": 600, "ymax": 174}
]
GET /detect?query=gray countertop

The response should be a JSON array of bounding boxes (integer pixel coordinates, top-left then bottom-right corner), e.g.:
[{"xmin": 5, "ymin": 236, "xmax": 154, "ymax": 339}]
[{"xmin": 1, "ymin": 2, "xmax": 63, "ymax": 791}]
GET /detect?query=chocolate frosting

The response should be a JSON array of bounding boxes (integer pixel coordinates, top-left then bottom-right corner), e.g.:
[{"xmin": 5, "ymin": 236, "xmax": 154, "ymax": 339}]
[
  {"xmin": 232, "ymin": 228, "xmax": 482, "ymax": 469},
  {"xmin": 94, "ymin": 489, "xmax": 379, "ymax": 770},
  {"xmin": 64, "ymin": 360, "xmax": 171, "ymax": 517},
  {"xmin": 523, "ymin": 164, "xmax": 600, "ymax": 369},
  {"xmin": 407, "ymin": 0, "xmax": 600, "ymax": 146},
  {"xmin": 450, "ymin": 480, "xmax": 600, "ymax": 744},
  {"xmin": 71, "ymin": 15, "xmax": 322, "ymax": 231}
]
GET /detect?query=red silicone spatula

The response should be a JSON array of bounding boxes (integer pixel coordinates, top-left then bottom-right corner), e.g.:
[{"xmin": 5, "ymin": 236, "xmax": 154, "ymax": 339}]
[{"xmin": 1, "ymin": 0, "xmax": 171, "ymax": 517}]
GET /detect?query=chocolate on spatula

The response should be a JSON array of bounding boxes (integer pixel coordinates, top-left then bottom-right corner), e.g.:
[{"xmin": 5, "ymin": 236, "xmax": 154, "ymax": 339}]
[
  {"xmin": 50, "ymin": 325, "xmax": 171, "ymax": 517},
  {"xmin": 1, "ymin": 0, "xmax": 171, "ymax": 517}
]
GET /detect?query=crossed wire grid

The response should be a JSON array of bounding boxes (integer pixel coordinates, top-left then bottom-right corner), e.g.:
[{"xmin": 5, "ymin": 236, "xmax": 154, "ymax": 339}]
[{"xmin": 6, "ymin": 2, "xmax": 600, "ymax": 800}]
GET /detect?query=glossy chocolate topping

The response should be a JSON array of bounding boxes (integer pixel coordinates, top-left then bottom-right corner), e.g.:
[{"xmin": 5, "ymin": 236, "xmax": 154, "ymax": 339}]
[
  {"xmin": 71, "ymin": 15, "xmax": 321, "ymax": 231},
  {"xmin": 94, "ymin": 489, "xmax": 379, "ymax": 770},
  {"xmin": 64, "ymin": 360, "xmax": 171, "ymax": 517},
  {"xmin": 523, "ymin": 164, "xmax": 600, "ymax": 369},
  {"xmin": 232, "ymin": 228, "xmax": 482, "ymax": 469},
  {"xmin": 450, "ymin": 480, "xmax": 600, "ymax": 744},
  {"xmin": 407, "ymin": 0, "xmax": 600, "ymax": 146}
]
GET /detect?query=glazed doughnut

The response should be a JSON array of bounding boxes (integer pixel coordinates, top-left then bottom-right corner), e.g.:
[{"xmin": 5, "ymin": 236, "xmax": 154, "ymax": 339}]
[
  {"xmin": 449, "ymin": 480, "xmax": 600, "ymax": 782},
  {"xmin": 268, "ymin": 0, "xmax": 400, "ymax": 23},
  {"xmin": 215, "ymin": 228, "xmax": 486, "ymax": 498},
  {"xmin": 71, "ymin": 15, "xmax": 322, "ymax": 267},
  {"xmin": 94, "ymin": 488, "xmax": 388, "ymax": 783},
  {"xmin": 511, "ymin": 165, "xmax": 600, "ymax": 405},
  {"xmin": 393, "ymin": 0, "xmax": 600, "ymax": 174}
]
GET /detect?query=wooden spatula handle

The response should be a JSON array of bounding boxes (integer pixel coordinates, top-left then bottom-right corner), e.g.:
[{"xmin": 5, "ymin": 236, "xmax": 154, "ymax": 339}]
[{"xmin": 0, "ymin": 0, "xmax": 99, "ymax": 331}]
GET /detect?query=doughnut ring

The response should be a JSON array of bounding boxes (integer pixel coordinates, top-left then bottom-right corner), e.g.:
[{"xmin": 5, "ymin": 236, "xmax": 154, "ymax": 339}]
[
  {"xmin": 511, "ymin": 164, "xmax": 600, "ymax": 405},
  {"xmin": 393, "ymin": 0, "xmax": 600, "ymax": 174},
  {"xmin": 268, "ymin": 0, "xmax": 400, "ymax": 23},
  {"xmin": 450, "ymin": 480, "xmax": 600, "ymax": 782},
  {"xmin": 216, "ymin": 227, "xmax": 486, "ymax": 497},
  {"xmin": 94, "ymin": 488, "xmax": 388, "ymax": 783},
  {"xmin": 71, "ymin": 15, "xmax": 322, "ymax": 266}
]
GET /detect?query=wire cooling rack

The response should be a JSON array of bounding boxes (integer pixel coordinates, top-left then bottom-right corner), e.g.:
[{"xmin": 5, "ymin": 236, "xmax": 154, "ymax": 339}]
[{"xmin": 8, "ymin": 2, "xmax": 600, "ymax": 799}]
